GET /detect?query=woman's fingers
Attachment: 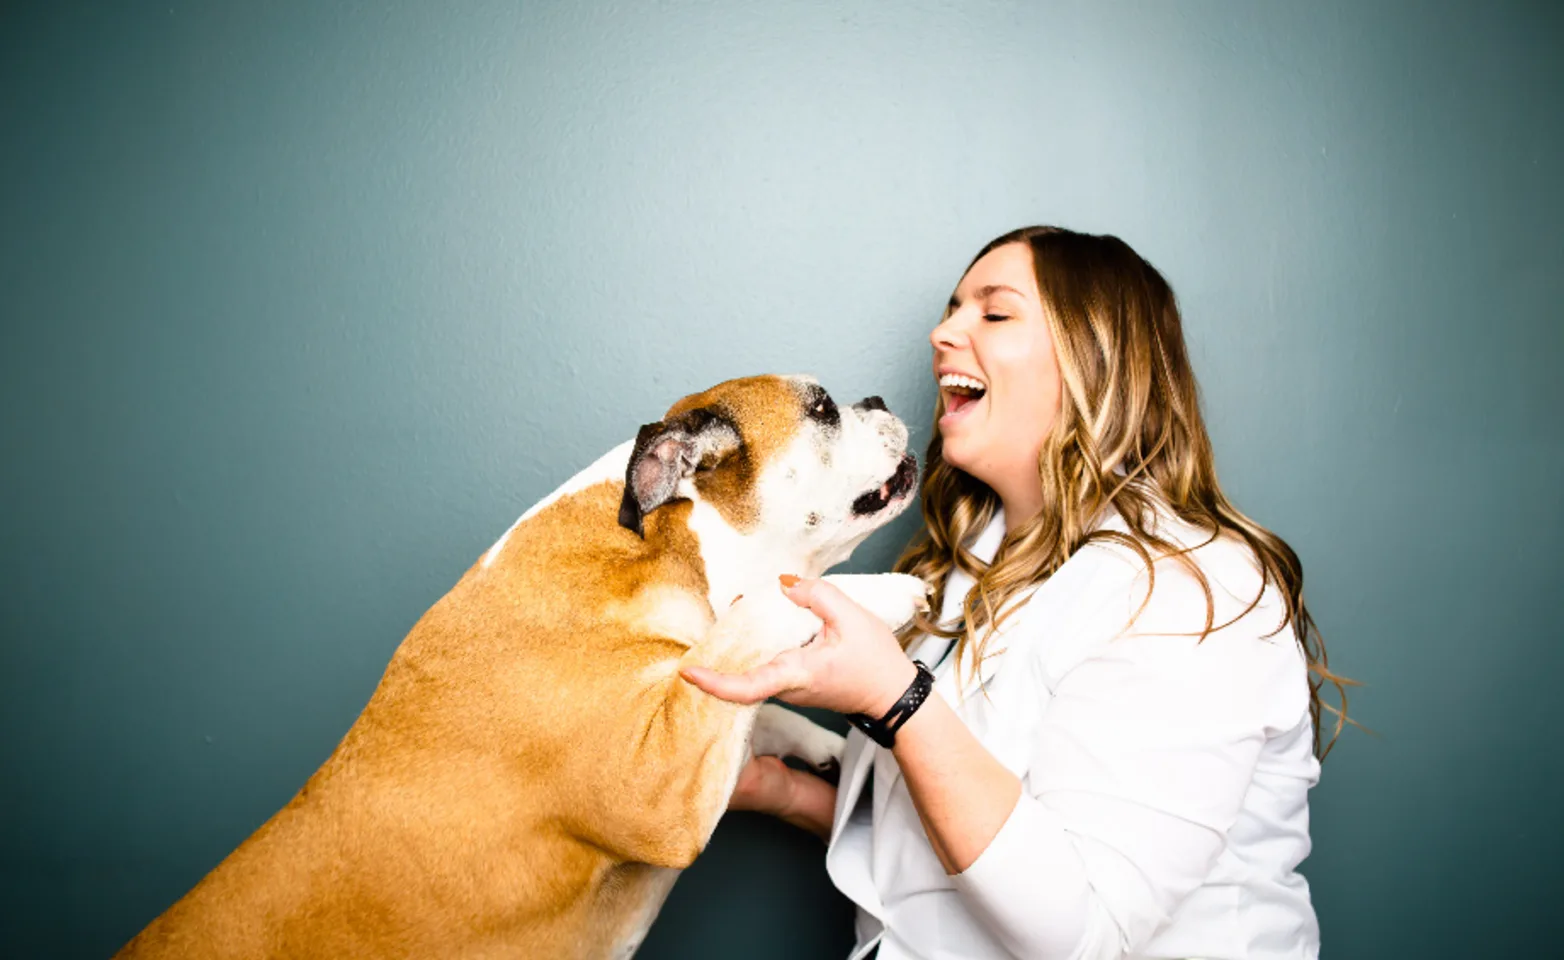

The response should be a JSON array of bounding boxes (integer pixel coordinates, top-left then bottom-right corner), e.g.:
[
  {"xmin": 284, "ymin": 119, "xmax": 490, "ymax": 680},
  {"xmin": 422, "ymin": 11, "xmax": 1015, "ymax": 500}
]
[{"xmin": 681, "ymin": 652, "xmax": 812, "ymax": 705}]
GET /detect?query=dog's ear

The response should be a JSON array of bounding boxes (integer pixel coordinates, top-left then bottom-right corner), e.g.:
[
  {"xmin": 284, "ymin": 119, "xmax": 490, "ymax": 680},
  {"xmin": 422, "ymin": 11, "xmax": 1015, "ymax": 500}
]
[{"xmin": 618, "ymin": 408, "xmax": 741, "ymax": 537}]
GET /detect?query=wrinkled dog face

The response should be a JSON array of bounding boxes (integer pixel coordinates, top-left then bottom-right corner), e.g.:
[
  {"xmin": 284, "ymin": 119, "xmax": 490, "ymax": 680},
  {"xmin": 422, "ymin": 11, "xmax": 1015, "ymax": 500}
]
[
  {"xmin": 755, "ymin": 377, "xmax": 918, "ymax": 569},
  {"xmin": 618, "ymin": 375, "xmax": 918, "ymax": 570}
]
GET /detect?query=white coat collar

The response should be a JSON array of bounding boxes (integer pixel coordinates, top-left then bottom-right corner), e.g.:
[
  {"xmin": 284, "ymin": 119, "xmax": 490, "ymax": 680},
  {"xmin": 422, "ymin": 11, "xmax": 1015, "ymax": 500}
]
[
  {"xmin": 828, "ymin": 507, "xmax": 1017, "ymax": 880},
  {"xmin": 842, "ymin": 509, "xmax": 1009, "ymax": 845},
  {"xmin": 908, "ymin": 504, "xmax": 1019, "ymax": 700}
]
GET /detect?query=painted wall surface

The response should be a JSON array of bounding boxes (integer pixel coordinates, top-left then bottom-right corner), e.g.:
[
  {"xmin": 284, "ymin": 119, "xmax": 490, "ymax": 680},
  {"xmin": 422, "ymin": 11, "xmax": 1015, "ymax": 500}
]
[{"xmin": 2, "ymin": 2, "xmax": 1559, "ymax": 956}]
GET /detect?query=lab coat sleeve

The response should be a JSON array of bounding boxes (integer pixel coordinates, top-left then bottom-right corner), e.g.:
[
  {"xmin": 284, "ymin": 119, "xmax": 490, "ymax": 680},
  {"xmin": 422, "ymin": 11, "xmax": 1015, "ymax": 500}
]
[{"xmin": 949, "ymin": 561, "xmax": 1311, "ymax": 960}]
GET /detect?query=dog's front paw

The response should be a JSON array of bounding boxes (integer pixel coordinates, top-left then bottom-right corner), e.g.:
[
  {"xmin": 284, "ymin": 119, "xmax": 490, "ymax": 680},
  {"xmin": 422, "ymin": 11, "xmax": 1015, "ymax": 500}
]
[
  {"xmin": 822, "ymin": 573, "xmax": 930, "ymax": 631},
  {"xmin": 750, "ymin": 703, "xmax": 847, "ymax": 771}
]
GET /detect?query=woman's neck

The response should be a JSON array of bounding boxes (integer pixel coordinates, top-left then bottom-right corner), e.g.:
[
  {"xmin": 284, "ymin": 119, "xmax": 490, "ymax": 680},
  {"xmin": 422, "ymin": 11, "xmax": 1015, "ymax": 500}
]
[{"xmin": 998, "ymin": 490, "xmax": 1042, "ymax": 536}]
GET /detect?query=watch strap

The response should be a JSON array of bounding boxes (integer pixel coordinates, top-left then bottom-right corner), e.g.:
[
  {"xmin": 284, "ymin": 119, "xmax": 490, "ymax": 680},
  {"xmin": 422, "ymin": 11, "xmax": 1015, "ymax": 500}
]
[{"xmin": 845, "ymin": 660, "xmax": 935, "ymax": 749}]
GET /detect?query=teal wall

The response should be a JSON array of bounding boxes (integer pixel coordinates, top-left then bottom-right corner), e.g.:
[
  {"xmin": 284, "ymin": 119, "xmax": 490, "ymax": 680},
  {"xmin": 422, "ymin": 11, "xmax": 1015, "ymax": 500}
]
[{"xmin": 3, "ymin": 2, "xmax": 1559, "ymax": 956}]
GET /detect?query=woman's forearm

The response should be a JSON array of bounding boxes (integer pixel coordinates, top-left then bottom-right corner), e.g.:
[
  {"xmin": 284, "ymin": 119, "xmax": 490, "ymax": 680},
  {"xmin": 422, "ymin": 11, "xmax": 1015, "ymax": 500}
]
[{"xmin": 892, "ymin": 691, "xmax": 1022, "ymax": 874}]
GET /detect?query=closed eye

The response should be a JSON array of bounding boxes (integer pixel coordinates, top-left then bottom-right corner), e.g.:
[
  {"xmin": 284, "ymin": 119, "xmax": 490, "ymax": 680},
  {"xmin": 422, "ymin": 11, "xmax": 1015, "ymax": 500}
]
[
  {"xmin": 807, "ymin": 392, "xmax": 840, "ymax": 427},
  {"xmin": 983, "ymin": 313, "xmax": 1011, "ymax": 323}
]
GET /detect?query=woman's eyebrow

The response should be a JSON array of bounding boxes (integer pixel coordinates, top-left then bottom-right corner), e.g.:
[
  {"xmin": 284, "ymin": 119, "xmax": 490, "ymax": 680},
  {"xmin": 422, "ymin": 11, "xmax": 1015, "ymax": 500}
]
[{"xmin": 948, "ymin": 284, "xmax": 1025, "ymax": 309}]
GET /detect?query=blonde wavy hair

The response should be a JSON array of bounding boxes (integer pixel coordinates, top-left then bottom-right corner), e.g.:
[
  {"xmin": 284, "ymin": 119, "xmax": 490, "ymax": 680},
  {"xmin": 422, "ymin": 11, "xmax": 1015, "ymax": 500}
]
[{"xmin": 894, "ymin": 226, "xmax": 1353, "ymax": 758}]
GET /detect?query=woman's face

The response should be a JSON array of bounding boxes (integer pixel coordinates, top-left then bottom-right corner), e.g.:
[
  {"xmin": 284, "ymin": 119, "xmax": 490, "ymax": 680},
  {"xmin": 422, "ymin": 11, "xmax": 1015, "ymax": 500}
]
[{"xmin": 930, "ymin": 242, "xmax": 1062, "ymax": 515}]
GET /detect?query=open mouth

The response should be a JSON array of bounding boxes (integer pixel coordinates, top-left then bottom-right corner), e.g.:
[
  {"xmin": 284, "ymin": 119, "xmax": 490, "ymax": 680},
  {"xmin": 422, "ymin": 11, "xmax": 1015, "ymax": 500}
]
[
  {"xmin": 939, "ymin": 373, "xmax": 987, "ymax": 419},
  {"xmin": 851, "ymin": 454, "xmax": 919, "ymax": 516}
]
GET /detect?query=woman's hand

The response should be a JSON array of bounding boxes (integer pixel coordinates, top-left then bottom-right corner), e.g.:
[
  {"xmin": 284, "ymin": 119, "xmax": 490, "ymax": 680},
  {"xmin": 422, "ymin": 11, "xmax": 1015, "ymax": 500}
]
[
  {"xmin": 681, "ymin": 575, "xmax": 919, "ymax": 718},
  {"xmin": 728, "ymin": 754, "xmax": 798, "ymax": 815},
  {"xmin": 728, "ymin": 754, "xmax": 838, "ymax": 841}
]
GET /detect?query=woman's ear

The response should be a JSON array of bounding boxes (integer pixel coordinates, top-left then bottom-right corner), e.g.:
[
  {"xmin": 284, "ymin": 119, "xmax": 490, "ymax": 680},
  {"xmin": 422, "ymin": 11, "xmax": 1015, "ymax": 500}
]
[{"xmin": 617, "ymin": 408, "xmax": 740, "ymax": 537}]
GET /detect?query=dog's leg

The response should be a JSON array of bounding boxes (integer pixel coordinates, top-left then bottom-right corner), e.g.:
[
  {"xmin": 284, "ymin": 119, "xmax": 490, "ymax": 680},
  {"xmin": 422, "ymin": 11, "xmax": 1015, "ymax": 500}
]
[
  {"xmin": 696, "ymin": 572, "xmax": 929, "ymax": 676},
  {"xmin": 591, "ymin": 574, "xmax": 927, "ymax": 869},
  {"xmin": 740, "ymin": 575, "xmax": 927, "ymax": 772},
  {"xmin": 818, "ymin": 573, "xmax": 931, "ymax": 633},
  {"xmin": 749, "ymin": 703, "xmax": 845, "ymax": 772},
  {"xmin": 695, "ymin": 569, "xmax": 926, "ymax": 783}
]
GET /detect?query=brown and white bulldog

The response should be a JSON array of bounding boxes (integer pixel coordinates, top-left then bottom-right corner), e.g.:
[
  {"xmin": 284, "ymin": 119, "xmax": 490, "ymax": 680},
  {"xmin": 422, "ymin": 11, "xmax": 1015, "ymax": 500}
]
[{"xmin": 115, "ymin": 374, "xmax": 928, "ymax": 960}]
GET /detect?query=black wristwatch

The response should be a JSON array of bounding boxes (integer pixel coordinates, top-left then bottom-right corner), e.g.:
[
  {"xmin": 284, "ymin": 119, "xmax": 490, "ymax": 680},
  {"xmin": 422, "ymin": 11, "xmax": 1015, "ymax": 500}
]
[{"xmin": 845, "ymin": 660, "xmax": 936, "ymax": 749}]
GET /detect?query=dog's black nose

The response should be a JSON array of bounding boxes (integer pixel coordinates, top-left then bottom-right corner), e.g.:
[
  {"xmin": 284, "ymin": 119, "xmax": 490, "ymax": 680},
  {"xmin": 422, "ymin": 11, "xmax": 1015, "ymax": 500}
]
[{"xmin": 857, "ymin": 395, "xmax": 888, "ymax": 413}]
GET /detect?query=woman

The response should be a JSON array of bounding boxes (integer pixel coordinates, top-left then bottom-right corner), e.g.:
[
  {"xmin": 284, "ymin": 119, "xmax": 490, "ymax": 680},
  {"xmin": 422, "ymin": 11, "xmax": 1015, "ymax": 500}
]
[{"xmin": 681, "ymin": 226, "xmax": 1348, "ymax": 960}]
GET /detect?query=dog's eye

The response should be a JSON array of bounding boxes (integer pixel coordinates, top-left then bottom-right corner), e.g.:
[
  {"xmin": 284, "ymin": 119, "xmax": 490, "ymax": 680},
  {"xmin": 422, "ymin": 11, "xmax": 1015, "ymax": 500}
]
[{"xmin": 808, "ymin": 394, "xmax": 840, "ymax": 426}]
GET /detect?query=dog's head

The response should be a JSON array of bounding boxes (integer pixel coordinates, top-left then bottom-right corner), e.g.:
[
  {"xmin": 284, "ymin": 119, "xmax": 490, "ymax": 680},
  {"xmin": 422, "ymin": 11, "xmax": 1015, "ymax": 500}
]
[{"xmin": 618, "ymin": 375, "xmax": 917, "ymax": 571}]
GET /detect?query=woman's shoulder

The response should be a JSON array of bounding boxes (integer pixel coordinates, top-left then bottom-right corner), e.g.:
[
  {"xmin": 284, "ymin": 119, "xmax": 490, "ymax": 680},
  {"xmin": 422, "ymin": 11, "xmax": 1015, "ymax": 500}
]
[
  {"xmin": 1079, "ymin": 503, "xmax": 1282, "ymax": 627},
  {"xmin": 1017, "ymin": 506, "xmax": 1311, "ymax": 731},
  {"xmin": 1019, "ymin": 502, "xmax": 1304, "ymax": 681}
]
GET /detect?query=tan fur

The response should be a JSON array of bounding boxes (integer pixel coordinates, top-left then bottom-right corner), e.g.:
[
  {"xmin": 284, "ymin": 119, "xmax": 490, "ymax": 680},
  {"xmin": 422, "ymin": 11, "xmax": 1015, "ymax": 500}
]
[
  {"xmin": 670, "ymin": 375, "xmax": 804, "ymax": 532},
  {"xmin": 116, "ymin": 378, "xmax": 817, "ymax": 960}
]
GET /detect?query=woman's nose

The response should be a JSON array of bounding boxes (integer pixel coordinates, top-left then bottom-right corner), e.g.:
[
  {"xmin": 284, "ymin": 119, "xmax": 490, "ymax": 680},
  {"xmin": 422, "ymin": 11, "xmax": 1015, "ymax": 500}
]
[{"xmin": 931, "ymin": 318, "xmax": 961, "ymax": 352}]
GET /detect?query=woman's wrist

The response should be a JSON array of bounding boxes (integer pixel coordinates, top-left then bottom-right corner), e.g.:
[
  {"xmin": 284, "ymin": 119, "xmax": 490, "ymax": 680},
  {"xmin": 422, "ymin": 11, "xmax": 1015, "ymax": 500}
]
[{"xmin": 862, "ymin": 657, "xmax": 921, "ymax": 718}]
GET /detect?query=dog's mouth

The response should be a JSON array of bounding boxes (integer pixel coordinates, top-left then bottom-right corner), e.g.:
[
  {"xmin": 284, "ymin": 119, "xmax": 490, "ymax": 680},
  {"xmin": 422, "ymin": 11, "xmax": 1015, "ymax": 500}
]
[{"xmin": 851, "ymin": 454, "xmax": 919, "ymax": 517}]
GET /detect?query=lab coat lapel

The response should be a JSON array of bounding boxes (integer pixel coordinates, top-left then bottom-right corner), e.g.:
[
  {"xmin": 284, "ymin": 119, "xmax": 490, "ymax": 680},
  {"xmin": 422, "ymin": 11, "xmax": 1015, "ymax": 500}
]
[
  {"xmin": 864, "ymin": 506, "xmax": 1130, "ymax": 812},
  {"xmin": 873, "ymin": 512, "xmax": 1005, "ymax": 808},
  {"xmin": 830, "ymin": 727, "xmax": 875, "ymax": 845},
  {"xmin": 868, "ymin": 626, "xmax": 954, "ymax": 821},
  {"xmin": 825, "ymin": 726, "xmax": 884, "ymax": 919}
]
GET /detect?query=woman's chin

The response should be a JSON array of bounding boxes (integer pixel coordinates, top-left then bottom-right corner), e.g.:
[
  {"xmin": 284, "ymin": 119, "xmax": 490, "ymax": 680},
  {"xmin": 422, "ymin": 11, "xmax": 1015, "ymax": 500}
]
[
  {"xmin": 937, "ymin": 436, "xmax": 1003, "ymax": 490},
  {"xmin": 937, "ymin": 436, "xmax": 975, "ymax": 473}
]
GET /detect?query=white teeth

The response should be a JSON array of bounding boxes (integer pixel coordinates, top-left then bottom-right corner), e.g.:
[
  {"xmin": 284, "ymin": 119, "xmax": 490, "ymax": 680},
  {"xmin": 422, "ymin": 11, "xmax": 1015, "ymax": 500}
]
[{"xmin": 938, "ymin": 373, "xmax": 987, "ymax": 392}]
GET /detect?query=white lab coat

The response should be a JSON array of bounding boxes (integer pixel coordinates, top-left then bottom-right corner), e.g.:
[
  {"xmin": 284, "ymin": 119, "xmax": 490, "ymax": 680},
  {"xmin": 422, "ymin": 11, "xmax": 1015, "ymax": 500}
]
[{"xmin": 825, "ymin": 505, "xmax": 1321, "ymax": 960}]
